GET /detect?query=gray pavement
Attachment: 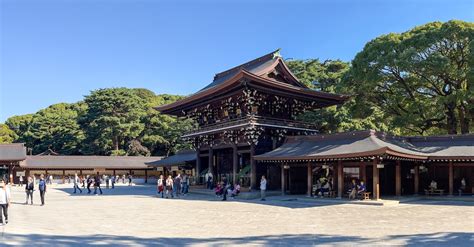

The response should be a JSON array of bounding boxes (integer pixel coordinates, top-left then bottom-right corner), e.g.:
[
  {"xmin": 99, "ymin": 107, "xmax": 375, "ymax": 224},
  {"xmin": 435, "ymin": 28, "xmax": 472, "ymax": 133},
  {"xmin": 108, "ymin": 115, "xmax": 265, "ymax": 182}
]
[{"xmin": 1, "ymin": 184, "xmax": 473, "ymax": 246}]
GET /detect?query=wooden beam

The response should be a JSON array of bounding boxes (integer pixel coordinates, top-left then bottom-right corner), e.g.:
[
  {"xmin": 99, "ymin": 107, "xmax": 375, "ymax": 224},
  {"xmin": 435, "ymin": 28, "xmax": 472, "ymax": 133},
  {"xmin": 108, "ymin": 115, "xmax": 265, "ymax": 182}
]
[
  {"xmin": 373, "ymin": 158, "xmax": 379, "ymax": 200},
  {"xmin": 448, "ymin": 161, "xmax": 453, "ymax": 196},
  {"xmin": 208, "ymin": 148, "xmax": 214, "ymax": 175},
  {"xmin": 250, "ymin": 144, "xmax": 256, "ymax": 190},
  {"xmin": 281, "ymin": 164, "xmax": 286, "ymax": 195},
  {"xmin": 307, "ymin": 162, "xmax": 313, "ymax": 197},
  {"xmin": 414, "ymin": 165, "xmax": 419, "ymax": 195},
  {"xmin": 396, "ymin": 160, "xmax": 401, "ymax": 196},
  {"xmin": 196, "ymin": 149, "xmax": 201, "ymax": 181},
  {"xmin": 337, "ymin": 160, "xmax": 343, "ymax": 198},
  {"xmin": 232, "ymin": 144, "xmax": 238, "ymax": 184}
]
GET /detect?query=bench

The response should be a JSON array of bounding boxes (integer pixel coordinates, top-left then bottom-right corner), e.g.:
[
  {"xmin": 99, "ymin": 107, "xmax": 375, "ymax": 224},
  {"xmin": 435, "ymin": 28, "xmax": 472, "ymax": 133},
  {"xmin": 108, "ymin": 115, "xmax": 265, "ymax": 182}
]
[
  {"xmin": 425, "ymin": 189, "xmax": 444, "ymax": 196},
  {"xmin": 361, "ymin": 192, "xmax": 371, "ymax": 200}
]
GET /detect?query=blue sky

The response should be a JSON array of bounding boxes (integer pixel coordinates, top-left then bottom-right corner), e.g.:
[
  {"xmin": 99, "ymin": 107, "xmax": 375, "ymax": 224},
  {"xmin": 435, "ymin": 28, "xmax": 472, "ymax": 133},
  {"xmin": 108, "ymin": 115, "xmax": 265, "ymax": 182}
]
[{"xmin": 1, "ymin": 0, "xmax": 473, "ymax": 122}]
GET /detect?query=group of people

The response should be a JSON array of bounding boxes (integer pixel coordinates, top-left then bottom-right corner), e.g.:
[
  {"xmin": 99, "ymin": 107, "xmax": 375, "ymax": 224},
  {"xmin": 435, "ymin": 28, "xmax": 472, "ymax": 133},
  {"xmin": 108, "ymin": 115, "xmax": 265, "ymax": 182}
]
[
  {"xmin": 156, "ymin": 173, "xmax": 190, "ymax": 198},
  {"xmin": 313, "ymin": 177, "xmax": 333, "ymax": 197},
  {"xmin": 214, "ymin": 177, "xmax": 241, "ymax": 201},
  {"xmin": 348, "ymin": 179, "xmax": 367, "ymax": 200}
]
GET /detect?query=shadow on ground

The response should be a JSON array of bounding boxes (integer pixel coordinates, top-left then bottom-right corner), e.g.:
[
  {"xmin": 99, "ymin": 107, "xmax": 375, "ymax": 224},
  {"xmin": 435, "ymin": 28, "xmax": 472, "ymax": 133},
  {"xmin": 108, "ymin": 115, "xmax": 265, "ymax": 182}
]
[{"xmin": 2, "ymin": 232, "xmax": 472, "ymax": 246}]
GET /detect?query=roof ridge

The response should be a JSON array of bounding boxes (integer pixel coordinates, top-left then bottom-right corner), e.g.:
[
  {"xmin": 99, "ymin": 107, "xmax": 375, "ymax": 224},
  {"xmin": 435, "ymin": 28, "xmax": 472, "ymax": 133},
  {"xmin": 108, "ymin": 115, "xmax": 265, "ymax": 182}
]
[{"xmin": 213, "ymin": 49, "xmax": 281, "ymax": 81}]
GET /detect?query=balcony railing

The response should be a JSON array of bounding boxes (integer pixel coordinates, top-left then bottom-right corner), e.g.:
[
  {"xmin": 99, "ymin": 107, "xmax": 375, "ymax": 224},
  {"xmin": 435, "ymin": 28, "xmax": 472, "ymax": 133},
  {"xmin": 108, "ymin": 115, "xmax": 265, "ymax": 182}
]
[{"xmin": 183, "ymin": 115, "xmax": 317, "ymax": 137}]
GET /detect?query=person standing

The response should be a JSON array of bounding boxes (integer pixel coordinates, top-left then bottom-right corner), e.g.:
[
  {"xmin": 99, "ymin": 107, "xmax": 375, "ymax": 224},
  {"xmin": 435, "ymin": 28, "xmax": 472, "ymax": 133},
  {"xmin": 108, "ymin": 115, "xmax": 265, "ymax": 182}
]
[
  {"xmin": 38, "ymin": 174, "xmax": 47, "ymax": 206},
  {"xmin": 205, "ymin": 171, "xmax": 213, "ymax": 190},
  {"xmin": 173, "ymin": 174, "xmax": 182, "ymax": 198},
  {"xmin": 105, "ymin": 175, "xmax": 110, "ymax": 189},
  {"xmin": 111, "ymin": 175, "xmax": 116, "ymax": 189},
  {"xmin": 222, "ymin": 176, "xmax": 229, "ymax": 201},
  {"xmin": 157, "ymin": 175, "xmax": 165, "ymax": 198},
  {"xmin": 25, "ymin": 176, "xmax": 34, "ymax": 205},
  {"xmin": 19, "ymin": 175, "xmax": 24, "ymax": 187},
  {"xmin": 0, "ymin": 180, "xmax": 10, "ymax": 225},
  {"xmin": 49, "ymin": 174, "xmax": 53, "ymax": 185},
  {"xmin": 73, "ymin": 174, "xmax": 82, "ymax": 194},
  {"xmin": 94, "ymin": 172, "xmax": 103, "ymax": 195},
  {"xmin": 260, "ymin": 175, "xmax": 267, "ymax": 201},
  {"xmin": 128, "ymin": 174, "xmax": 133, "ymax": 186},
  {"xmin": 165, "ymin": 175, "xmax": 174, "ymax": 198},
  {"xmin": 122, "ymin": 174, "xmax": 126, "ymax": 184}
]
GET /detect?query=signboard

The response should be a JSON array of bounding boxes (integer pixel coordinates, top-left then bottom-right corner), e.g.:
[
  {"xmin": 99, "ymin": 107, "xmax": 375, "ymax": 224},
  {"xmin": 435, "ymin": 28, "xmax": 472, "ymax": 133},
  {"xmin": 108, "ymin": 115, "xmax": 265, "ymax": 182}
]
[
  {"xmin": 16, "ymin": 171, "xmax": 26, "ymax": 177},
  {"xmin": 156, "ymin": 167, "xmax": 164, "ymax": 172},
  {"xmin": 94, "ymin": 168, "xmax": 106, "ymax": 173},
  {"xmin": 376, "ymin": 164, "xmax": 385, "ymax": 169},
  {"xmin": 171, "ymin": 166, "xmax": 179, "ymax": 171}
]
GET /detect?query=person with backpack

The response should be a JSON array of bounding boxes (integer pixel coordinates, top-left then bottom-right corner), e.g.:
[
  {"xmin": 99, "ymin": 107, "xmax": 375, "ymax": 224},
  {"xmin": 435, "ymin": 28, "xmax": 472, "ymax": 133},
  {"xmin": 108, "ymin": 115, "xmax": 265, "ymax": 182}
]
[
  {"xmin": 94, "ymin": 172, "xmax": 103, "ymax": 195},
  {"xmin": 0, "ymin": 180, "xmax": 10, "ymax": 225},
  {"xmin": 25, "ymin": 176, "xmax": 34, "ymax": 205},
  {"xmin": 73, "ymin": 174, "xmax": 82, "ymax": 194},
  {"xmin": 38, "ymin": 174, "xmax": 47, "ymax": 206}
]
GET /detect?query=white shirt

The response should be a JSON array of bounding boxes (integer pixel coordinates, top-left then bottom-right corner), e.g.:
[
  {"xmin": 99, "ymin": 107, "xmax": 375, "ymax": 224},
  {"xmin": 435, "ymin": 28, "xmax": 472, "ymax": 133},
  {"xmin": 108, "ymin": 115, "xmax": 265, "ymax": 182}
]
[
  {"xmin": 0, "ymin": 188, "xmax": 9, "ymax": 204},
  {"xmin": 260, "ymin": 179, "xmax": 267, "ymax": 190}
]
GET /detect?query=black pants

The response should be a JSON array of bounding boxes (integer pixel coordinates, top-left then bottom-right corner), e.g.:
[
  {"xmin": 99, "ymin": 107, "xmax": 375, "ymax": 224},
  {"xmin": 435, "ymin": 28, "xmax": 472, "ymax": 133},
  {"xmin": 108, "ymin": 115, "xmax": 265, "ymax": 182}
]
[
  {"xmin": 74, "ymin": 184, "xmax": 82, "ymax": 193},
  {"xmin": 87, "ymin": 183, "xmax": 92, "ymax": 193},
  {"xmin": 26, "ymin": 190, "xmax": 33, "ymax": 204},
  {"xmin": 0, "ymin": 204, "xmax": 7, "ymax": 223},
  {"xmin": 40, "ymin": 190, "xmax": 46, "ymax": 205},
  {"xmin": 94, "ymin": 185, "xmax": 103, "ymax": 194}
]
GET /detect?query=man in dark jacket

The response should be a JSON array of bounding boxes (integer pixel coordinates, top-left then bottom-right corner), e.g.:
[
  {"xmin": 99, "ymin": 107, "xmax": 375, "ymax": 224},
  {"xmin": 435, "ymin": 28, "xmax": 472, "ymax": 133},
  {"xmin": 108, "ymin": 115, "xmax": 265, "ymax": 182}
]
[{"xmin": 94, "ymin": 172, "xmax": 103, "ymax": 195}]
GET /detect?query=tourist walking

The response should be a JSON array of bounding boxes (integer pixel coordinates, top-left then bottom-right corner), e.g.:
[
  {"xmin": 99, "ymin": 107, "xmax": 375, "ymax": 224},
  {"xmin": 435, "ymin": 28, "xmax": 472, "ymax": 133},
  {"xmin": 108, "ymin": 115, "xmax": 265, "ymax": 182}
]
[
  {"xmin": 111, "ymin": 175, "xmax": 116, "ymax": 189},
  {"xmin": 94, "ymin": 172, "xmax": 103, "ymax": 195},
  {"xmin": 182, "ymin": 174, "xmax": 190, "ymax": 195},
  {"xmin": 49, "ymin": 174, "xmax": 53, "ymax": 185},
  {"xmin": 165, "ymin": 175, "xmax": 174, "ymax": 198},
  {"xmin": 73, "ymin": 174, "xmax": 82, "ymax": 194},
  {"xmin": 122, "ymin": 174, "xmax": 126, "ymax": 184},
  {"xmin": 173, "ymin": 174, "xmax": 182, "ymax": 198},
  {"xmin": 128, "ymin": 174, "xmax": 133, "ymax": 186},
  {"xmin": 19, "ymin": 175, "xmax": 24, "ymax": 187},
  {"xmin": 38, "ymin": 174, "xmax": 47, "ymax": 206},
  {"xmin": 105, "ymin": 175, "xmax": 110, "ymax": 189},
  {"xmin": 25, "ymin": 176, "xmax": 34, "ymax": 205},
  {"xmin": 87, "ymin": 175, "xmax": 93, "ymax": 194},
  {"xmin": 260, "ymin": 175, "xmax": 267, "ymax": 201},
  {"xmin": 157, "ymin": 175, "xmax": 165, "ymax": 198},
  {"xmin": 0, "ymin": 180, "xmax": 11, "ymax": 225}
]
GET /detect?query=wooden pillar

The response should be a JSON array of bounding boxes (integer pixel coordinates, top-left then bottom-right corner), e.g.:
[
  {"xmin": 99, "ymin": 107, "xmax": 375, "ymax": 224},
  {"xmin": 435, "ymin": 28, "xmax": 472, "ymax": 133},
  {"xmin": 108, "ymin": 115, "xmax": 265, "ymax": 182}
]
[
  {"xmin": 145, "ymin": 169, "xmax": 148, "ymax": 183},
  {"xmin": 359, "ymin": 161, "xmax": 367, "ymax": 183},
  {"xmin": 307, "ymin": 162, "xmax": 313, "ymax": 197},
  {"xmin": 281, "ymin": 164, "xmax": 286, "ymax": 195},
  {"xmin": 448, "ymin": 161, "xmax": 453, "ymax": 195},
  {"xmin": 79, "ymin": 170, "xmax": 83, "ymax": 176},
  {"xmin": 196, "ymin": 149, "xmax": 201, "ymax": 183},
  {"xmin": 62, "ymin": 170, "xmax": 66, "ymax": 184},
  {"xmin": 208, "ymin": 148, "xmax": 214, "ymax": 175},
  {"xmin": 396, "ymin": 160, "xmax": 401, "ymax": 196},
  {"xmin": 373, "ymin": 158, "xmax": 380, "ymax": 200},
  {"xmin": 232, "ymin": 144, "xmax": 238, "ymax": 184},
  {"xmin": 414, "ymin": 165, "xmax": 419, "ymax": 195},
  {"xmin": 113, "ymin": 170, "xmax": 115, "ymax": 176},
  {"xmin": 250, "ymin": 144, "xmax": 257, "ymax": 189},
  {"xmin": 337, "ymin": 160, "xmax": 343, "ymax": 198}
]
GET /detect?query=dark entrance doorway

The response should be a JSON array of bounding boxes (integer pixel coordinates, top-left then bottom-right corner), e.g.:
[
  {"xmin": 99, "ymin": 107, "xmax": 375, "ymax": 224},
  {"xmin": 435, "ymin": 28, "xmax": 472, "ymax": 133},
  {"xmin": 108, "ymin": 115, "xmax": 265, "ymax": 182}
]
[{"xmin": 289, "ymin": 166, "xmax": 306, "ymax": 194}]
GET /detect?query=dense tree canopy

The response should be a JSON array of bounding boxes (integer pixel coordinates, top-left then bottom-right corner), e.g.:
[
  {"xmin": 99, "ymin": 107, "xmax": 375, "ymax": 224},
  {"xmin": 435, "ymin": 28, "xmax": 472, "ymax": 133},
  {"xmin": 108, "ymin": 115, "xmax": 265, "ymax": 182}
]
[
  {"xmin": 0, "ymin": 124, "xmax": 17, "ymax": 143},
  {"xmin": 348, "ymin": 20, "xmax": 473, "ymax": 135},
  {"xmin": 4, "ymin": 88, "xmax": 192, "ymax": 156}
]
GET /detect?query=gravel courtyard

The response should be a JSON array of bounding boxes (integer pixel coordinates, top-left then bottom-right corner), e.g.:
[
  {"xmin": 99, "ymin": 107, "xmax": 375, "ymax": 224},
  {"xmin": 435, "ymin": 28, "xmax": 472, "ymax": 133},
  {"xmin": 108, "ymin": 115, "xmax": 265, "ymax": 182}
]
[{"xmin": 1, "ymin": 184, "xmax": 473, "ymax": 246}]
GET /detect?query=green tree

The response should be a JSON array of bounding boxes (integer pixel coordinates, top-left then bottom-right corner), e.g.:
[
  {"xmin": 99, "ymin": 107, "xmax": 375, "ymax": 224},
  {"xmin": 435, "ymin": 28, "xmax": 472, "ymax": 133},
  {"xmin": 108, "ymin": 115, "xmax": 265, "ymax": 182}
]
[
  {"xmin": 348, "ymin": 20, "xmax": 473, "ymax": 135},
  {"xmin": 0, "ymin": 124, "xmax": 17, "ymax": 143},
  {"xmin": 26, "ymin": 103, "xmax": 85, "ymax": 154},
  {"xmin": 81, "ymin": 88, "xmax": 147, "ymax": 155},
  {"xmin": 5, "ymin": 114, "xmax": 34, "ymax": 146}
]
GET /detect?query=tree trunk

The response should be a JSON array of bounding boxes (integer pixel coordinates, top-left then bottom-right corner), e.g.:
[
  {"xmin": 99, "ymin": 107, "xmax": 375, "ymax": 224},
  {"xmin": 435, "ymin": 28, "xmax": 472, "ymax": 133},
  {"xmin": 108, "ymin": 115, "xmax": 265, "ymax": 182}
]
[
  {"xmin": 114, "ymin": 136, "xmax": 119, "ymax": 151},
  {"xmin": 458, "ymin": 104, "xmax": 470, "ymax": 134},
  {"xmin": 446, "ymin": 103, "xmax": 458, "ymax": 134}
]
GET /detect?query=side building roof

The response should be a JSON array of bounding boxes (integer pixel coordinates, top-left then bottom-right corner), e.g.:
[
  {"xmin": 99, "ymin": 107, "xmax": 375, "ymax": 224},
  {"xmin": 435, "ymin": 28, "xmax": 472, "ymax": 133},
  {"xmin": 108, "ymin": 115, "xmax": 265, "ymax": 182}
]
[
  {"xmin": 255, "ymin": 130, "xmax": 474, "ymax": 162},
  {"xmin": 0, "ymin": 143, "xmax": 27, "ymax": 162}
]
